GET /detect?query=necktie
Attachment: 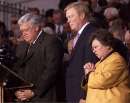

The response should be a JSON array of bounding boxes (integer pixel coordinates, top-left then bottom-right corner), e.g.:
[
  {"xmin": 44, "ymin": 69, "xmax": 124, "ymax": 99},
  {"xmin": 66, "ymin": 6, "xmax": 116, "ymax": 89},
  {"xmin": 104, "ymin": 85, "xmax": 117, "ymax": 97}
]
[
  {"xmin": 73, "ymin": 33, "xmax": 80, "ymax": 48},
  {"xmin": 27, "ymin": 43, "xmax": 32, "ymax": 55},
  {"xmin": 57, "ymin": 25, "xmax": 61, "ymax": 34}
]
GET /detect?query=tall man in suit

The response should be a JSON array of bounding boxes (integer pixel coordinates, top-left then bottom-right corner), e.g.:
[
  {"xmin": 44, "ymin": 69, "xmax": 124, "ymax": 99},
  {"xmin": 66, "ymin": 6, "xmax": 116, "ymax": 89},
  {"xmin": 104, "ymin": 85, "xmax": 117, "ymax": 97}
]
[
  {"xmin": 64, "ymin": 2, "xmax": 98, "ymax": 102},
  {"xmin": 13, "ymin": 13, "xmax": 64, "ymax": 102}
]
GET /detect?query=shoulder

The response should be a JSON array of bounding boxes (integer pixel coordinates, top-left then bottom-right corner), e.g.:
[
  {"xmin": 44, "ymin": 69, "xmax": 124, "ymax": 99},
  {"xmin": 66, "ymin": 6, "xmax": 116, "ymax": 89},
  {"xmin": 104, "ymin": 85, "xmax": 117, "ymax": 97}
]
[
  {"xmin": 82, "ymin": 23, "xmax": 97, "ymax": 38},
  {"xmin": 41, "ymin": 33, "xmax": 62, "ymax": 46},
  {"xmin": 84, "ymin": 23, "xmax": 97, "ymax": 31},
  {"xmin": 96, "ymin": 52, "xmax": 128, "ymax": 72},
  {"xmin": 104, "ymin": 52, "xmax": 127, "ymax": 65},
  {"xmin": 42, "ymin": 32, "xmax": 57, "ymax": 40}
]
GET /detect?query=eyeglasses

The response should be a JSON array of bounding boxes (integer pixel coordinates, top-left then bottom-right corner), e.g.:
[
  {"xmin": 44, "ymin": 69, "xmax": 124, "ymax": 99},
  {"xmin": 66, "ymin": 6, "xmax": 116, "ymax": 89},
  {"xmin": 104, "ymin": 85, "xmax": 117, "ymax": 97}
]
[{"xmin": 20, "ymin": 25, "xmax": 33, "ymax": 33}]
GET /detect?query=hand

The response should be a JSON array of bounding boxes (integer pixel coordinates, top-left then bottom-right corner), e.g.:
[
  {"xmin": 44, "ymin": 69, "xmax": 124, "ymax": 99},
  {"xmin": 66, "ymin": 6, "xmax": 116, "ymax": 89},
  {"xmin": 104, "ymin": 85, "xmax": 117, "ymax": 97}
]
[
  {"xmin": 15, "ymin": 89, "xmax": 34, "ymax": 101},
  {"xmin": 83, "ymin": 62, "xmax": 95, "ymax": 75},
  {"xmin": 79, "ymin": 98, "xmax": 86, "ymax": 103}
]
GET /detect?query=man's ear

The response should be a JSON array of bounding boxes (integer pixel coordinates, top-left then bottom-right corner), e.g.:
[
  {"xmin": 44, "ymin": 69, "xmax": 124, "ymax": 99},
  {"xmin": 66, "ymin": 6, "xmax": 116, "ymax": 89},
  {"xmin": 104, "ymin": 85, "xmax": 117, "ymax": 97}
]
[
  {"xmin": 35, "ymin": 26, "xmax": 40, "ymax": 32},
  {"xmin": 107, "ymin": 46, "xmax": 113, "ymax": 51},
  {"xmin": 80, "ymin": 13, "xmax": 85, "ymax": 20}
]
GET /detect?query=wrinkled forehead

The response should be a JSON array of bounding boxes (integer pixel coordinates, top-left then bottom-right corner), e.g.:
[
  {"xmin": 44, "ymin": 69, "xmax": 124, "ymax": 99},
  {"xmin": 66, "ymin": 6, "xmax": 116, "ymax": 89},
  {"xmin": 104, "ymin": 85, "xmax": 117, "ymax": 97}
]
[
  {"xmin": 19, "ymin": 22, "xmax": 32, "ymax": 30},
  {"xmin": 66, "ymin": 7, "xmax": 77, "ymax": 13},
  {"xmin": 66, "ymin": 8, "xmax": 78, "ymax": 17}
]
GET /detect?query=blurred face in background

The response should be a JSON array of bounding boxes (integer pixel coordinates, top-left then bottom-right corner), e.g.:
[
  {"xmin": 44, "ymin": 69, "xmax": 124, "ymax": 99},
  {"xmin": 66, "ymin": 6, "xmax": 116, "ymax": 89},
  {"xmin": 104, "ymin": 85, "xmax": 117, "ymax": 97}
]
[
  {"xmin": 125, "ymin": 30, "xmax": 130, "ymax": 50},
  {"xmin": 66, "ymin": 8, "xmax": 85, "ymax": 32},
  {"xmin": 52, "ymin": 11, "xmax": 63, "ymax": 25},
  {"xmin": 91, "ymin": 0, "xmax": 98, "ymax": 4},
  {"xmin": 125, "ymin": 30, "xmax": 130, "ymax": 43}
]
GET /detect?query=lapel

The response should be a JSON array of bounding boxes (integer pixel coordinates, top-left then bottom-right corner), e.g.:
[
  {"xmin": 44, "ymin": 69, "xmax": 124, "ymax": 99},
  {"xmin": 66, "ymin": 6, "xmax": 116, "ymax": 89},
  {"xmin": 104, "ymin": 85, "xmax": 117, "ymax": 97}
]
[
  {"xmin": 70, "ymin": 23, "xmax": 93, "ymax": 58},
  {"xmin": 20, "ymin": 31, "xmax": 45, "ymax": 66}
]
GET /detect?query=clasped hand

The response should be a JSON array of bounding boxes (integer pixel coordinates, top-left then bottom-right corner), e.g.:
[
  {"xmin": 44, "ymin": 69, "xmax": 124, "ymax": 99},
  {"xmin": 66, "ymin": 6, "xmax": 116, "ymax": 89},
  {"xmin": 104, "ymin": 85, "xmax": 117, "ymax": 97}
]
[
  {"xmin": 83, "ymin": 62, "xmax": 95, "ymax": 75},
  {"xmin": 15, "ymin": 89, "xmax": 34, "ymax": 101}
]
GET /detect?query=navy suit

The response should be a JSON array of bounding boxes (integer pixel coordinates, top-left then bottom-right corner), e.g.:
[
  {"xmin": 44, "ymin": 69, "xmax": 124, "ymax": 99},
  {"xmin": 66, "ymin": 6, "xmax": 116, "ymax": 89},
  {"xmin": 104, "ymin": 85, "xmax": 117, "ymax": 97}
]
[{"xmin": 66, "ymin": 23, "xmax": 98, "ymax": 102}]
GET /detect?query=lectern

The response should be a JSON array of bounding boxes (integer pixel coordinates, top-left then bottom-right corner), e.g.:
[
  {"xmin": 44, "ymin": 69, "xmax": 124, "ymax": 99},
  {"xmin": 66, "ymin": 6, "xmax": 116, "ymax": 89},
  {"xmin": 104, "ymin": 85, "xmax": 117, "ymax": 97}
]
[{"xmin": 0, "ymin": 63, "xmax": 33, "ymax": 103}]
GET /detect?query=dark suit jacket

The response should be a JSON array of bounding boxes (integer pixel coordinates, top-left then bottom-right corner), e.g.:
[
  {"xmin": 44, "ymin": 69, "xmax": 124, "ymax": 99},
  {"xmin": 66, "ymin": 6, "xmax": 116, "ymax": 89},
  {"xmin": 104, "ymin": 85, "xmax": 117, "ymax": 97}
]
[
  {"xmin": 14, "ymin": 31, "xmax": 64, "ymax": 102},
  {"xmin": 66, "ymin": 23, "xmax": 98, "ymax": 102}
]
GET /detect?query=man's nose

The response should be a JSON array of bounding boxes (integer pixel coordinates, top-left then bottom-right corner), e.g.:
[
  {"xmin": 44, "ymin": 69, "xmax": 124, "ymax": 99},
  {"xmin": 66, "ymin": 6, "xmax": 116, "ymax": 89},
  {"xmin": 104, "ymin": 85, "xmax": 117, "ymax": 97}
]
[
  {"xmin": 67, "ymin": 19, "xmax": 70, "ymax": 23},
  {"xmin": 92, "ymin": 49, "xmax": 96, "ymax": 53},
  {"xmin": 22, "ymin": 32, "xmax": 27, "ymax": 36}
]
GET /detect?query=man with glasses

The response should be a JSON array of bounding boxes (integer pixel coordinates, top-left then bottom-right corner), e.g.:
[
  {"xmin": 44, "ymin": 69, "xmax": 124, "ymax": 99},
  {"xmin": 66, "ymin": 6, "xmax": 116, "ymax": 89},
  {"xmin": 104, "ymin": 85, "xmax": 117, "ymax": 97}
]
[{"xmin": 13, "ymin": 13, "xmax": 64, "ymax": 102}]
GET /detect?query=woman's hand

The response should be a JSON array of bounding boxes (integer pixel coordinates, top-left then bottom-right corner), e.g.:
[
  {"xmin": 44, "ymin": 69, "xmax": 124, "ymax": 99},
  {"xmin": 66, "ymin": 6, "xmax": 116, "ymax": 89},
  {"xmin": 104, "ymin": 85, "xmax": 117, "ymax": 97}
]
[{"xmin": 83, "ymin": 62, "xmax": 95, "ymax": 75}]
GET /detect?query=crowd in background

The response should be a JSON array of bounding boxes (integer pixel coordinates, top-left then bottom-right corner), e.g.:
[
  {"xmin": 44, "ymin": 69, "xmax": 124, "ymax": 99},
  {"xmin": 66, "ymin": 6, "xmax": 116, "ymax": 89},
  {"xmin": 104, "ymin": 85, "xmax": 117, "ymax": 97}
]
[
  {"xmin": 0, "ymin": 0, "xmax": 130, "ymax": 64},
  {"xmin": 0, "ymin": 0, "xmax": 130, "ymax": 102}
]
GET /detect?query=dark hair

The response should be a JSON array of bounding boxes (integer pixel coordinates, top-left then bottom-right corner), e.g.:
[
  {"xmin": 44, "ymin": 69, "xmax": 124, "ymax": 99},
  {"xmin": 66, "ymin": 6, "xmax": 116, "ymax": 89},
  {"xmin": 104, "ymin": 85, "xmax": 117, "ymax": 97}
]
[
  {"xmin": 126, "ymin": 22, "xmax": 130, "ymax": 30},
  {"xmin": 89, "ymin": 28, "xmax": 128, "ymax": 61},
  {"xmin": 45, "ymin": 9, "xmax": 54, "ymax": 17},
  {"xmin": 28, "ymin": 7, "xmax": 40, "ymax": 15},
  {"xmin": 89, "ymin": 28, "xmax": 115, "ymax": 48},
  {"xmin": 53, "ymin": 9, "xmax": 64, "ymax": 15}
]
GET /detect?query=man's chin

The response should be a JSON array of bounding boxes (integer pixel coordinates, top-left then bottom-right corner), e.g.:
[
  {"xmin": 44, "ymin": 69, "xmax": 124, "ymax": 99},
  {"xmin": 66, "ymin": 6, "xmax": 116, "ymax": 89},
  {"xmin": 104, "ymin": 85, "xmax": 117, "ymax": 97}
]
[{"xmin": 24, "ymin": 39, "xmax": 30, "ymax": 43}]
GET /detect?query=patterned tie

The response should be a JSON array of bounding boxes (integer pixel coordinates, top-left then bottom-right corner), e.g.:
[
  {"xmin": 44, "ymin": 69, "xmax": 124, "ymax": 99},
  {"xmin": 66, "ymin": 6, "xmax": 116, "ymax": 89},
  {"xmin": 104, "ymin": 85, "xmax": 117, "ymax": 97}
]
[{"xmin": 73, "ymin": 33, "xmax": 80, "ymax": 48}]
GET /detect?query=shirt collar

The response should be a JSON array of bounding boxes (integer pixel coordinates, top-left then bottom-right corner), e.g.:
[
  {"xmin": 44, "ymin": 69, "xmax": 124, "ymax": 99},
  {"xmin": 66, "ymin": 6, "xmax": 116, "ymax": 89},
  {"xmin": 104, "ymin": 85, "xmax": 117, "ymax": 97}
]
[
  {"xmin": 78, "ymin": 22, "xmax": 89, "ymax": 35},
  {"xmin": 32, "ymin": 30, "xmax": 42, "ymax": 44}
]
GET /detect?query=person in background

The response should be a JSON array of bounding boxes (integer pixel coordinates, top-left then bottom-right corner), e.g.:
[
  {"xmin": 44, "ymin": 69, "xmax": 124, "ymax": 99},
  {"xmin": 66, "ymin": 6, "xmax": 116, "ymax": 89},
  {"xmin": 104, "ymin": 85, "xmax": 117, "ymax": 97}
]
[
  {"xmin": 124, "ymin": 23, "xmax": 130, "ymax": 67},
  {"xmin": 64, "ymin": 2, "xmax": 98, "ymax": 102},
  {"xmin": 13, "ymin": 13, "xmax": 64, "ymax": 102},
  {"xmin": 103, "ymin": 7, "xmax": 120, "ymax": 27},
  {"xmin": 8, "ymin": 15, "xmax": 24, "ymax": 47},
  {"xmin": 125, "ymin": 23, "xmax": 130, "ymax": 51},
  {"xmin": 45, "ymin": 9, "xmax": 54, "ymax": 24},
  {"xmin": 9, "ymin": 15, "xmax": 21, "ymax": 38},
  {"xmin": 52, "ymin": 9, "xmax": 67, "ymax": 42},
  {"xmin": 108, "ymin": 18, "xmax": 125, "ymax": 41},
  {"xmin": 27, "ymin": 7, "xmax": 40, "ymax": 15},
  {"xmin": 82, "ymin": 28, "xmax": 130, "ymax": 103}
]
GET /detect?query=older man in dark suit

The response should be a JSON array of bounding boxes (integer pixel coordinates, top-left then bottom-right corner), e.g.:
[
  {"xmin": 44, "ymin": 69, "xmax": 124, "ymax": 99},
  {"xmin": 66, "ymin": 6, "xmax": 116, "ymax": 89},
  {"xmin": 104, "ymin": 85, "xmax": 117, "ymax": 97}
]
[
  {"xmin": 64, "ymin": 2, "xmax": 98, "ymax": 102},
  {"xmin": 13, "ymin": 13, "xmax": 64, "ymax": 102}
]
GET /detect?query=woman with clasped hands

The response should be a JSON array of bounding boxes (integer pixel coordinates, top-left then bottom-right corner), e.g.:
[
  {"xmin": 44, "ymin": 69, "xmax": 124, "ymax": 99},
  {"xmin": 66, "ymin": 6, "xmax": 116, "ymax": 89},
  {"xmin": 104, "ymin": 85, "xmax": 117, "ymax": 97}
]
[{"xmin": 82, "ymin": 29, "xmax": 130, "ymax": 103}]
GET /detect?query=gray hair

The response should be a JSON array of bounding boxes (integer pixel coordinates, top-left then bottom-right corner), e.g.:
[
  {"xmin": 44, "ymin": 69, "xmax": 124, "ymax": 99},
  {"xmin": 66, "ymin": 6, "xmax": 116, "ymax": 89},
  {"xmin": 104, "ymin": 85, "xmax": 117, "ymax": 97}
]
[
  {"xmin": 18, "ymin": 13, "xmax": 41, "ymax": 26},
  {"xmin": 104, "ymin": 7, "xmax": 119, "ymax": 18},
  {"xmin": 64, "ymin": 1, "xmax": 90, "ymax": 18}
]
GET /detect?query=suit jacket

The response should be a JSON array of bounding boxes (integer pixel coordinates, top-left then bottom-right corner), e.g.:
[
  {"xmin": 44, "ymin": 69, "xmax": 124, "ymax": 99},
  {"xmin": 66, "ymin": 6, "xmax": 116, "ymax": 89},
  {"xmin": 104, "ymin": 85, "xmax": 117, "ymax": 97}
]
[
  {"xmin": 82, "ymin": 52, "xmax": 130, "ymax": 103},
  {"xmin": 14, "ymin": 31, "xmax": 64, "ymax": 102},
  {"xmin": 66, "ymin": 23, "xmax": 98, "ymax": 102}
]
